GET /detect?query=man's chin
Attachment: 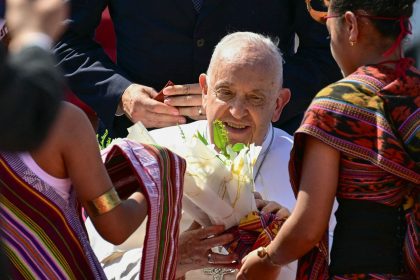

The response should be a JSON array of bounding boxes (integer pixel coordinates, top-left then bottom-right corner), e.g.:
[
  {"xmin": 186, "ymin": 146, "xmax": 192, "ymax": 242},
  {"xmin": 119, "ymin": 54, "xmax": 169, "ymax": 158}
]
[{"xmin": 229, "ymin": 136, "xmax": 252, "ymax": 146}]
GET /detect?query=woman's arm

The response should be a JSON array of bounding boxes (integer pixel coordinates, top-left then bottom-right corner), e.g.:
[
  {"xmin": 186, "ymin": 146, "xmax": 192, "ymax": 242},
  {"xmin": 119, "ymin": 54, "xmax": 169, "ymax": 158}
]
[
  {"xmin": 237, "ymin": 135, "xmax": 340, "ymax": 279},
  {"xmin": 33, "ymin": 102, "xmax": 147, "ymax": 245}
]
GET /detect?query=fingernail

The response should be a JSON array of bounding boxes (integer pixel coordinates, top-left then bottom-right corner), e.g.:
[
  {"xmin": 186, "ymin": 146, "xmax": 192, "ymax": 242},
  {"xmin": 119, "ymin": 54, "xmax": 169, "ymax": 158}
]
[{"xmin": 178, "ymin": 118, "xmax": 186, "ymax": 124}]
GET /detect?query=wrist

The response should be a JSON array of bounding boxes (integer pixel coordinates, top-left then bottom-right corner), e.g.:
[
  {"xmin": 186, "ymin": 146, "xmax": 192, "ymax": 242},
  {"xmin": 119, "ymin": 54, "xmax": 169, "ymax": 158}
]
[
  {"xmin": 256, "ymin": 246, "xmax": 281, "ymax": 268},
  {"xmin": 117, "ymin": 84, "xmax": 133, "ymax": 116}
]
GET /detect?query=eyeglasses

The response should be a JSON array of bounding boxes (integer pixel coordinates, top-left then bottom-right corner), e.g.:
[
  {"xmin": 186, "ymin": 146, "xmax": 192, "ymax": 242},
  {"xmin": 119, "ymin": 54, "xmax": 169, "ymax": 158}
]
[{"xmin": 210, "ymin": 87, "xmax": 267, "ymax": 107}]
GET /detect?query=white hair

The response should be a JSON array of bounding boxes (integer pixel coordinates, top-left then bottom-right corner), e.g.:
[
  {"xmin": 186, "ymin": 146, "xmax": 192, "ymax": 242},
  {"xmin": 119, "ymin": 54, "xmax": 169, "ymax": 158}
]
[{"xmin": 207, "ymin": 32, "xmax": 284, "ymax": 86}]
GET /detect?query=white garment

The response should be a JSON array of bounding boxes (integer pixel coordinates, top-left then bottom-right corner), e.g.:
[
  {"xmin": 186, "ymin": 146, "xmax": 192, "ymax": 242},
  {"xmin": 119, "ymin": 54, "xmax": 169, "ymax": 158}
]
[{"xmin": 18, "ymin": 152, "xmax": 71, "ymax": 201}]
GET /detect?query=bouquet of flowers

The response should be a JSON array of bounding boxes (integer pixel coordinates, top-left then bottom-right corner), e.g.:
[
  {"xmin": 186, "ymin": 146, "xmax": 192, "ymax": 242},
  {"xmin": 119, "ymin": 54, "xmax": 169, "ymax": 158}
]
[{"xmin": 127, "ymin": 121, "xmax": 261, "ymax": 229}]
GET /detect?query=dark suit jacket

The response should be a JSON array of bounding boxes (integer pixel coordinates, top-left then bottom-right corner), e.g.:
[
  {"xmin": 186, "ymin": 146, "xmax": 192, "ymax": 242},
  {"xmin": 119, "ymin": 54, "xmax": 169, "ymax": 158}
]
[
  {"xmin": 55, "ymin": 0, "xmax": 341, "ymax": 137},
  {"xmin": 0, "ymin": 45, "xmax": 64, "ymax": 151}
]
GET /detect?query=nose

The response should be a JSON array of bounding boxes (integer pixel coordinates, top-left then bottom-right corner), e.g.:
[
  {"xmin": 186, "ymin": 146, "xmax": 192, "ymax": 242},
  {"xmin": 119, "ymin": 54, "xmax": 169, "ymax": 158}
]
[{"xmin": 229, "ymin": 98, "xmax": 248, "ymax": 119}]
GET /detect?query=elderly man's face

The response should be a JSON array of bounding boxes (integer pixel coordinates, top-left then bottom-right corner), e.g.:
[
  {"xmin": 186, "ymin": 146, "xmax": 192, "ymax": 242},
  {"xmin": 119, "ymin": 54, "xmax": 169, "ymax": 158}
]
[{"xmin": 199, "ymin": 56, "xmax": 290, "ymax": 146}]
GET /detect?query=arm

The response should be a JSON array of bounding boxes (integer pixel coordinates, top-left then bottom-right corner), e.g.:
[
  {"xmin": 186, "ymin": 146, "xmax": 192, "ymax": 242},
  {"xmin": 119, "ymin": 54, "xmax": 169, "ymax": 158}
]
[
  {"xmin": 275, "ymin": 0, "xmax": 341, "ymax": 132},
  {"xmin": 33, "ymin": 102, "xmax": 148, "ymax": 244},
  {"xmin": 53, "ymin": 0, "xmax": 131, "ymax": 129},
  {"xmin": 237, "ymin": 136, "xmax": 339, "ymax": 279},
  {"xmin": 54, "ymin": 2, "xmax": 184, "ymax": 130}
]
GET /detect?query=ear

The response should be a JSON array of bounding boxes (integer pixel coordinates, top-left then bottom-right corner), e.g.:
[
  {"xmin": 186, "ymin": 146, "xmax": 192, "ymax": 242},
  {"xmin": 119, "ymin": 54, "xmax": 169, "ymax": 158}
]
[
  {"xmin": 343, "ymin": 11, "xmax": 359, "ymax": 44},
  {"xmin": 272, "ymin": 88, "xmax": 291, "ymax": 122},
  {"xmin": 199, "ymin": 73, "xmax": 208, "ymax": 109}
]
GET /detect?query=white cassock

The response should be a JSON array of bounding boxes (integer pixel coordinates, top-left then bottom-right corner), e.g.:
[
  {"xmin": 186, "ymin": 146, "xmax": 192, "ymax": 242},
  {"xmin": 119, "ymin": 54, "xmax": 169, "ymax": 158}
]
[{"xmin": 86, "ymin": 120, "xmax": 337, "ymax": 280}]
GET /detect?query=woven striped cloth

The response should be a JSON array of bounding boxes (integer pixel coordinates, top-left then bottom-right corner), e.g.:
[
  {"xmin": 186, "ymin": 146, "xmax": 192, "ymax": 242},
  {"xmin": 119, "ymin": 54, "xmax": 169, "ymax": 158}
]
[
  {"xmin": 101, "ymin": 139, "xmax": 186, "ymax": 280},
  {"xmin": 0, "ymin": 152, "xmax": 105, "ymax": 279},
  {"xmin": 290, "ymin": 64, "xmax": 419, "ymax": 280},
  {"xmin": 224, "ymin": 211, "xmax": 286, "ymax": 260}
]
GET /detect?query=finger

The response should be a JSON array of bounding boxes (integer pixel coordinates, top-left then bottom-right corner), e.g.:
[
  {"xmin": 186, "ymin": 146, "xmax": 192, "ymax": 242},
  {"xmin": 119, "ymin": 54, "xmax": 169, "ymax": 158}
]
[
  {"xmin": 255, "ymin": 199, "xmax": 266, "ymax": 210},
  {"xmin": 187, "ymin": 221, "xmax": 202, "ymax": 231},
  {"xmin": 195, "ymin": 225, "xmax": 226, "ymax": 239},
  {"xmin": 276, "ymin": 208, "xmax": 291, "ymax": 220},
  {"xmin": 208, "ymin": 253, "xmax": 238, "ymax": 265},
  {"xmin": 261, "ymin": 202, "xmax": 281, "ymax": 214},
  {"xmin": 134, "ymin": 84, "xmax": 159, "ymax": 99},
  {"xmin": 137, "ymin": 111, "xmax": 186, "ymax": 128},
  {"xmin": 241, "ymin": 254, "xmax": 248, "ymax": 264},
  {"xmin": 164, "ymin": 94, "xmax": 202, "ymax": 107},
  {"xmin": 143, "ymin": 98, "xmax": 180, "ymax": 115},
  {"xmin": 237, "ymin": 269, "xmax": 247, "ymax": 280},
  {"xmin": 188, "ymin": 114, "xmax": 207, "ymax": 121},
  {"xmin": 253, "ymin": 192, "xmax": 263, "ymax": 200},
  {"xmin": 177, "ymin": 106, "xmax": 206, "ymax": 118},
  {"xmin": 163, "ymin": 83, "xmax": 201, "ymax": 96},
  {"xmin": 202, "ymin": 233, "xmax": 235, "ymax": 248}
]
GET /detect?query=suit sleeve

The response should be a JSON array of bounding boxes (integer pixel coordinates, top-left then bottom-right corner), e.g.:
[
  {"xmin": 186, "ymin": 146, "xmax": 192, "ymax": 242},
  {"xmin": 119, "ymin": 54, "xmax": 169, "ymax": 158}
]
[
  {"xmin": 275, "ymin": 0, "xmax": 341, "ymax": 133},
  {"xmin": 0, "ymin": 46, "xmax": 64, "ymax": 151},
  {"xmin": 53, "ymin": 0, "xmax": 132, "ymax": 129}
]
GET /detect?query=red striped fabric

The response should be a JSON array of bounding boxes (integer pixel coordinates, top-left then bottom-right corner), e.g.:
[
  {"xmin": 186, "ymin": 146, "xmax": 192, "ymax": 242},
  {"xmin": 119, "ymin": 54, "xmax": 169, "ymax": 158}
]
[{"xmin": 101, "ymin": 139, "xmax": 186, "ymax": 280}]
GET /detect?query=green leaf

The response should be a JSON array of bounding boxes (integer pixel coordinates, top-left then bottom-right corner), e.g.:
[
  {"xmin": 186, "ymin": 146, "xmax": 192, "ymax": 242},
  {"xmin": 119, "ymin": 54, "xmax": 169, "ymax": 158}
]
[
  {"xmin": 212, "ymin": 120, "xmax": 229, "ymax": 156},
  {"xmin": 195, "ymin": 131, "xmax": 208, "ymax": 145},
  {"xmin": 177, "ymin": 125, "xmax": 186, "ymax": 141},
  {"xmin": 97, "ymin": 129, "xmax": 113, "ymax": 150},
  {"xmin": 232, "ymin": 143, "xmax": 245, "ymax": 152}
]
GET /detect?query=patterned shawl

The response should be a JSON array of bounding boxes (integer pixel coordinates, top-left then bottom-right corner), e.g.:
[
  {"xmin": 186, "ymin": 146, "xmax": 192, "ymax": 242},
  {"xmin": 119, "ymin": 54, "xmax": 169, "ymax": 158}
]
[
  {"xmin": 101, "ymin": 139, "xmax": 186, "ymax": 280},
  {"xmin": 289, "ymin": 64, "xmax": 420, "ymax": 279}
]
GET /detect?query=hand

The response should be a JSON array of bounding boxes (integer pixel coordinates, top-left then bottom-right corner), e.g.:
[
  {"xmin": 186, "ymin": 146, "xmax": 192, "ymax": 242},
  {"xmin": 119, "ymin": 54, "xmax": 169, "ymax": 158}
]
[
  {"xmin": 236, "ymin": 249, "xmax": 281, "ymax": 280},
  {"xmin": 6, "ymin": 0, "xmax": 68, "ymax": 45},
  {"xmin": 121, "ymin": 83, "xmax": 186, "ymax": 128},
  {"xmin": 176, "ymin": 224, "xmax": 238, "ymax": 279},
  {"xmin": 254, "ymin": 192, "xmax": 290, "ymax": 219},
  {"xmin": 163, "ymin": 83, "xmax": 206, "ymax": 120}
]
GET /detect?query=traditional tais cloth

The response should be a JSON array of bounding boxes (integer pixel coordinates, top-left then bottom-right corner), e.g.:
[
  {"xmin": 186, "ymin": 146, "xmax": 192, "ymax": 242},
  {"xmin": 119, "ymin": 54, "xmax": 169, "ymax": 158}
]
[
  {"xmin": 290, "ymin": 64, "xmax": 420, "ymax": 280},
  {"xmin": 224, "ymin": 211, "xmax": 286, "ymax": 260},
  {"xmin": 101, "ymin": 139, "xmax": 186, "ymax": 280},
  {"xmin": 0, "ymin": 152, "xmax": 105, "ymax": 279}
]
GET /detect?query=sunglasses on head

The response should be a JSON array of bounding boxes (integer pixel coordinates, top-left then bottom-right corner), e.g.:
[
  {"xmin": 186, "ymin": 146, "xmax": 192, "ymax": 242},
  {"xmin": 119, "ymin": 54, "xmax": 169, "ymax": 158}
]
[{"xmin": 305, "ymin": 0, "xmax": 333, "ymax": 24}]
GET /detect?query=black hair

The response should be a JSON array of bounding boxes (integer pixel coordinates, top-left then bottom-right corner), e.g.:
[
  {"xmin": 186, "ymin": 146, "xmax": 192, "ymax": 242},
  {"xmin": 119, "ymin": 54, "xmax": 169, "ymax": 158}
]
[{"xmin": 330, "ymin": 0, "xmax": 416, "ymax": 39}]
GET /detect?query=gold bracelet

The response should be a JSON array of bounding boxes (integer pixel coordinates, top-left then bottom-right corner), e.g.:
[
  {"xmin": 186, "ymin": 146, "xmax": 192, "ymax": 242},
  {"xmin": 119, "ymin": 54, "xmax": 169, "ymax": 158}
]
[
  {"xmin": 256, "ymin": 246, "xmax": 281, "ymax": 267},
  {"xmin": 86, "ymin": 187, "xmax": 122, "ymax": 217}
]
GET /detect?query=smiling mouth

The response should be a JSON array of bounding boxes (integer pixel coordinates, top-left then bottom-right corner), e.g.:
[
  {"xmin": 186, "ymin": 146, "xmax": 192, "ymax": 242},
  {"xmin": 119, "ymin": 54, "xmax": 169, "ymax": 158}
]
[{"xmin": 225, "ymin": 122, "xmax": 248, "ymax": 129}]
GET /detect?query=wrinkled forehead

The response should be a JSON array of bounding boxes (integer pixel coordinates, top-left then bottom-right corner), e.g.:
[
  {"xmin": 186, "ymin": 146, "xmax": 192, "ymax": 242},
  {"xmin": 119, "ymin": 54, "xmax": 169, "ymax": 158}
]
[{"xmin": 209, "ymin": 51, "xmax": 280, "ymax": 87}]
